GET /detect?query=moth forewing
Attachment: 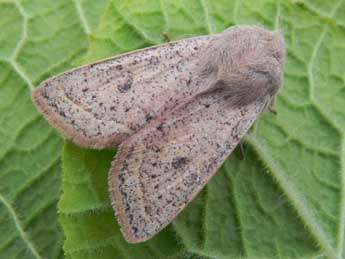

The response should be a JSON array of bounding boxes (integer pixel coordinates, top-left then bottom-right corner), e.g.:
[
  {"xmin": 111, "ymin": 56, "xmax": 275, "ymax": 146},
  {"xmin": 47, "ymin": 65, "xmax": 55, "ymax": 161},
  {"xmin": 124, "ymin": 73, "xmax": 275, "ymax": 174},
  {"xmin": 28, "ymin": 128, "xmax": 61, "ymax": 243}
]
[
  {"xmin": 32, "ymin": 35, "xmax": 212, "ymax": 149},
  {"xmin": 32, "ymin": 25, "xmax": 285, "ymax": 244},
  {"xmin": 110, "ymin": 91, "xmax": 265, "ymax": 243}
]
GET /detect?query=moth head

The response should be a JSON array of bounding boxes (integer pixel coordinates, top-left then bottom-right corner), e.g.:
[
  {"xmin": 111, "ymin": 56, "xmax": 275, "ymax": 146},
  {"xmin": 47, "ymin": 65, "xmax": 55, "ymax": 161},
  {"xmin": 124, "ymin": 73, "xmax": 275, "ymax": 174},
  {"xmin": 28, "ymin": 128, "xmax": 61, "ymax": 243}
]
[{"xmin": 202, "ymin": 25, "xmax": 286, "ymax": 107}]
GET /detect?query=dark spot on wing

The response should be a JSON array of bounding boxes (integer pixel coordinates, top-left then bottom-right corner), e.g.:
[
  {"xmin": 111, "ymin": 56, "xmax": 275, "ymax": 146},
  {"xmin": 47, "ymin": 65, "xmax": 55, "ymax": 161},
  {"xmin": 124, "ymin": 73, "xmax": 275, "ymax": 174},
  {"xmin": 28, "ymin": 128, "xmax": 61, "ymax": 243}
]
[
  {"xmin": 151, "ymin": 145, "xmax": 160, "ymax": 153},
  {"xmin": 171, "ymin": 157, "xmax": 187, "ymax": 169},
  {"xmin": 118, "ymin": 78, "xmax": 133, "ymax": 93},
  {"xmin": 144, "ymin": 206, "xmax": 152, "ymax": 214},
  {"xmin": 145, "ymin": 113, "xmax": 154, "ymax": 122},
  {"xmin": 149, "ymin": 56, "xmax": 160, "ymax": 66},
  {"xmin": 156, "ymin": 123, "xmax": 164, "ymax": 132},
  {"xmin": 186, "ymin": 79, "xmax": 191, "ymax": 86},
  {"xmin": 59, "ymin": 111, "xmax": 66, "ymax": 118}
]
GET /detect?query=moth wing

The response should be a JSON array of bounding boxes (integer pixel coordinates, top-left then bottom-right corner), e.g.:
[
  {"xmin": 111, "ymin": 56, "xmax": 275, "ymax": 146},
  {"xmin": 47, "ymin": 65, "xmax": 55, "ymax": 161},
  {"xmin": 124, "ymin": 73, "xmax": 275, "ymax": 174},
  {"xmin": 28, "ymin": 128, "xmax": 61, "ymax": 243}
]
[
  {"xmin": 109, "ymin": 90, "xmax": 265, "ymax": 243},
  {"xmin": 32, "ymin": 36, "xmax": 211, "ymax": 148}
]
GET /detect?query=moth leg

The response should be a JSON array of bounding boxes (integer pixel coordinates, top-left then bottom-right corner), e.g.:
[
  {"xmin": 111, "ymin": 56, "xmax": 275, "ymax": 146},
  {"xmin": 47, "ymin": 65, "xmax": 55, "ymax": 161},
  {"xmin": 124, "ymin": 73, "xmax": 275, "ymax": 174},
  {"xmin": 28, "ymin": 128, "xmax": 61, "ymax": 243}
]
[
  {"xmin": 235, "ymin": 141, "xmax": 245, "ymax": 160},
  {"xmin": 269, "ymin": 107, "xmax": 277, "ymax": 115},
  {"xmin": 266, "ymin": 96, "xmax": 278, "ymax": 115}
]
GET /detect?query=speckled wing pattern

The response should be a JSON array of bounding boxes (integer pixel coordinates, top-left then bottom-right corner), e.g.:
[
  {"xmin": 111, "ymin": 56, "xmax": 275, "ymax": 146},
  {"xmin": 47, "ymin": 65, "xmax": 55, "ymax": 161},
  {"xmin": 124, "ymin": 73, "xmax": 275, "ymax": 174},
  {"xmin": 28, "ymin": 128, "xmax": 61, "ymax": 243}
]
[
  {"xmin": 110, "ymin": 90, "xmax": 265, "ymax": 243},
  {"xmin": 32, "ymin": 24, "xmax": 285, "ymax": 244},
  {"xmin": 32, "ymin": 36, "xmax": 211, "ymax": 148}
]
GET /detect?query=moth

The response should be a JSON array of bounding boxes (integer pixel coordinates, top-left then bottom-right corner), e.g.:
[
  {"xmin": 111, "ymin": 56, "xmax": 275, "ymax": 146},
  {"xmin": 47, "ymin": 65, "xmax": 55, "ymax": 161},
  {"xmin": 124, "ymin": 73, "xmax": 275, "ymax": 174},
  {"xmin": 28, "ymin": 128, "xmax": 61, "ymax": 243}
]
[{"xmin": 32, "ymin": 25, "xmax": 285, "ymax": 243}]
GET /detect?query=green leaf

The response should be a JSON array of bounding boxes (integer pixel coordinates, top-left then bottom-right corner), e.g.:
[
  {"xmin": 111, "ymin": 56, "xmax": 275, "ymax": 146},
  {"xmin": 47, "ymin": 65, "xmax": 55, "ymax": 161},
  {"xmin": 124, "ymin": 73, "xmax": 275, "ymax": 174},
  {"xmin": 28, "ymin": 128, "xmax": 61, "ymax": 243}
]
[
  {"xmin": 0, "ymin": 0, "xmax": 107, "ymax": 258},
  {"xmin": 59, "ymin": 0, "xmax": 345, "ymax": 258}
]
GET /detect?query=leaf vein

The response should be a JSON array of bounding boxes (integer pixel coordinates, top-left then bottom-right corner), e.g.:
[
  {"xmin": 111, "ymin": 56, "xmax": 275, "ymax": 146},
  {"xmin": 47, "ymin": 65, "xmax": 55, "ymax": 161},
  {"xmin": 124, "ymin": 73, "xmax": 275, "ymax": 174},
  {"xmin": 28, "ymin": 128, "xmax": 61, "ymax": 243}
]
[
  {"xmin": 233, "ymin": 0, "xmax": 239, "ymax": 24},
  {"xmin": 72, "ymin": 0, "xmax": 91, "ymax": 35},
  {"xmin": 200, "ymin": 0, "xmax": 215, "ymax": 34},
  {"xmin": 110, "ymin": 2, "xmax": 157, "ymax": 44},
  {"xmin": 0, "ymin": 194, "xmax": 42, "ymax": 259},
  {"xmin": 337, "ymin": 136, "xmax": 345, "ymax": 257},
  {"xmin": 247, "ymin": 134, "xmax": 338, "ymax": 259},
  {"xmin": 11, "ymin": 0, "xmax": 34, "ymax": 91},
  {"xmin": 223, "ymin": 160, "xmax": 247, "ymax": 256},
  {"xmin": 274, "ymin": 0, "xmax": 282, "ymax": 29}
]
